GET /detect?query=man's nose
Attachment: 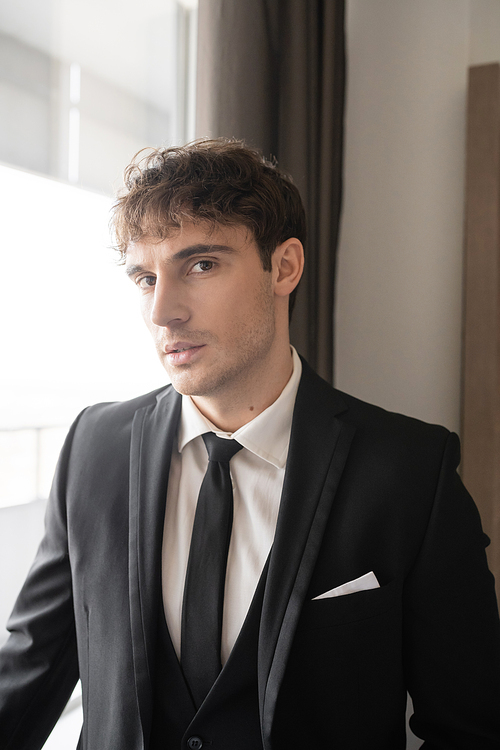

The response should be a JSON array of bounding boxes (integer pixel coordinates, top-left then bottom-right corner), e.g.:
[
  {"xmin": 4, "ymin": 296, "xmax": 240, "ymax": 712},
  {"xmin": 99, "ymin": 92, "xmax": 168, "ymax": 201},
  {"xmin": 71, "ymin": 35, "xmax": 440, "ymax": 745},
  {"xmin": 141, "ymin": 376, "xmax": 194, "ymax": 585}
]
[{"xmin": 149, "ymin": 279, "xmax": 189, "ymax": 328}]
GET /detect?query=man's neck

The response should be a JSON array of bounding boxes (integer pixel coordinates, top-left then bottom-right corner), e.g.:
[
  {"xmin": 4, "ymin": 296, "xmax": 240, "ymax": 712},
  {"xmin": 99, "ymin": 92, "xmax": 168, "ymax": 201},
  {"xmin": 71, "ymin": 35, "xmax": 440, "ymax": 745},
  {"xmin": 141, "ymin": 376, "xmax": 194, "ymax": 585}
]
[{"xmin": 191, "ymin": 347, "xmax": 294, "ymax": 433}]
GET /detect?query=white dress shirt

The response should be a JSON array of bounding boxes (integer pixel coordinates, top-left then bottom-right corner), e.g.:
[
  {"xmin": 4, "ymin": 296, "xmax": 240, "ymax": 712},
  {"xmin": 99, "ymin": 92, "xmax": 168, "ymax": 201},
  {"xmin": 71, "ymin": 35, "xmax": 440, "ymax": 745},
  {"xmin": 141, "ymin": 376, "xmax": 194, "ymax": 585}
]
[{"xmin": 162, "ymin": 347, "xmax": 302, "ymax": 664}]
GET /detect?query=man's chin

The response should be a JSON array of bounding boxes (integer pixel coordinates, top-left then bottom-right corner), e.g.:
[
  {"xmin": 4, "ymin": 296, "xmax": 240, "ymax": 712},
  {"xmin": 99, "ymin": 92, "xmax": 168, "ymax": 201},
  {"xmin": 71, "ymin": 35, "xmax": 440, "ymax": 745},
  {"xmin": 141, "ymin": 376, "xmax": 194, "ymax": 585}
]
[
  {"xmin": 167, "ymin": 368, "xmax": 232, "ymax": 400},
  {"xmin": 165, "ymin": 369, "xmax": 209, "ymax": 398}
]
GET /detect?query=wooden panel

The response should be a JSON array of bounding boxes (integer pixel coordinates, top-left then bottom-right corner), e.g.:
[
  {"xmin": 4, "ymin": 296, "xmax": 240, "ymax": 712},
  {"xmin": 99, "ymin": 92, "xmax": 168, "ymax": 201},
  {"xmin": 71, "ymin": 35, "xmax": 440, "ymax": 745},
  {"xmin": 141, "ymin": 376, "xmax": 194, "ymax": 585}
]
[{"xmin": 462, "ymin": 63, "xmax": 500, "ymax": 601}]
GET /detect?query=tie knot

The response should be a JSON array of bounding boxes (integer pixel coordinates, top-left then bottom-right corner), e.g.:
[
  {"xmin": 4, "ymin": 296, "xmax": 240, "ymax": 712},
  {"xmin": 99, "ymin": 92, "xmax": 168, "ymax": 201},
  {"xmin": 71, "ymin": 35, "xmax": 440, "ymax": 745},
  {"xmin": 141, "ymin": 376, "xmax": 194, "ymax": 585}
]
[{"xmin": 202, "ymin": 432, "xmax": 242, "ymax": 463}]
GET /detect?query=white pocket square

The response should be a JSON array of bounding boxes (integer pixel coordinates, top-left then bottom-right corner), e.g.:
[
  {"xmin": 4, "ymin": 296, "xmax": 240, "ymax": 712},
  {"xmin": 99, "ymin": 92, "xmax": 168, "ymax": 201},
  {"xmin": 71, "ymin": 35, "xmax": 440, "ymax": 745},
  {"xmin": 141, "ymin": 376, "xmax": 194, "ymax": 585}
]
[{"xmin": 312, "ymin": 571, "xmax": 380, "ymax": 600}]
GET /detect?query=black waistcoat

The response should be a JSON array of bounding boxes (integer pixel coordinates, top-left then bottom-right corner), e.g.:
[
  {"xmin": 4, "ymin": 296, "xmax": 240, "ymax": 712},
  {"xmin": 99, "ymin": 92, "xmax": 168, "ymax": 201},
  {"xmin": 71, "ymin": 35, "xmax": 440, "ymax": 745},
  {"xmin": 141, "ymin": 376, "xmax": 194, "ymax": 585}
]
[{"xmin": 150, "ymin": 565, "xmax": 268, "ymax": 750}]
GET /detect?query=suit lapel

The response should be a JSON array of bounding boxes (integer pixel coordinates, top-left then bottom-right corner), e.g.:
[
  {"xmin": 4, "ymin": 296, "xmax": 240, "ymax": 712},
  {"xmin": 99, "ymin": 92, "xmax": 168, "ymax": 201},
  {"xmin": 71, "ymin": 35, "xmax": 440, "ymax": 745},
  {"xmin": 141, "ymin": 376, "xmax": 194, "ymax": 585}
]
[
  {"xmin": 258, "ymin": 361, "xmax": 355, "ymax": 746},
  {"xmin": 128, "ymin": 385, "xmax": 182, "ymax": 744}
]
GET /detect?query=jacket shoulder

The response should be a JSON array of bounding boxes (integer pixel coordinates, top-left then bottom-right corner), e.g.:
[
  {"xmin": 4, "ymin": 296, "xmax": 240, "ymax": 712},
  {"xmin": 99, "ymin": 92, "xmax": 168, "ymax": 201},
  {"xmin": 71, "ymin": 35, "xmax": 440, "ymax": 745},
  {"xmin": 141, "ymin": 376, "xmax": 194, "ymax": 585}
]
[
  {"xmin": 58, "ymin": 384, "xmax": 180, "ymax": 481},
  {"xmin": 299, "ymin": 359, "xmax": 453, "ymax": 465},
  {"xmin": 338, "ymin": 388, "xmax": 450, "ymax": 439},
  {"xmin": 78, "ymin": 383, "xmax": 176, "ymax": 425}
]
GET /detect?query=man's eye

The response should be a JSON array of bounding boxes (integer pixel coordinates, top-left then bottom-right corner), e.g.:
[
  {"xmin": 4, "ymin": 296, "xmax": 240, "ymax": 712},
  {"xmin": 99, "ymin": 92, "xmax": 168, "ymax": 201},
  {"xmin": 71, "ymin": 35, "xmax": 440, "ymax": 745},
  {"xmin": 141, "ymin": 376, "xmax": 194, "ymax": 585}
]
[
  {"xmin": 192, "ymin": 260, "xmax": 214, "ymax": 273},
  {"xmin": 137, "ymin": 276, "xmax": 156, "ymax": 288}
]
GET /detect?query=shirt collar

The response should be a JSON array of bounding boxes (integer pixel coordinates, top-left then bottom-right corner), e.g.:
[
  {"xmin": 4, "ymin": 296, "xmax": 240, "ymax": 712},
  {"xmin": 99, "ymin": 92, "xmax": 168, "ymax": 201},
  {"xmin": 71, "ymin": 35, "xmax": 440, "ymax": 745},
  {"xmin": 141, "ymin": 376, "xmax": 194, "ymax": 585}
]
[{"xmin": 178, "ymin": 347, "xmax": 302, "ymax": 469}]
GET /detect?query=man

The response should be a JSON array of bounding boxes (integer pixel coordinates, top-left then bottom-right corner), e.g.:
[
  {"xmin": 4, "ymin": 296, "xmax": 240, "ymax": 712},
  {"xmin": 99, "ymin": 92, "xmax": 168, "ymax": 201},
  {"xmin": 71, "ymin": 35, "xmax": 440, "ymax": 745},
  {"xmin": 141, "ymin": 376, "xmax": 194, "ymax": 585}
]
[{"xmin": 0, "ymin": 139, "xmax": 499, "ymax": 750}]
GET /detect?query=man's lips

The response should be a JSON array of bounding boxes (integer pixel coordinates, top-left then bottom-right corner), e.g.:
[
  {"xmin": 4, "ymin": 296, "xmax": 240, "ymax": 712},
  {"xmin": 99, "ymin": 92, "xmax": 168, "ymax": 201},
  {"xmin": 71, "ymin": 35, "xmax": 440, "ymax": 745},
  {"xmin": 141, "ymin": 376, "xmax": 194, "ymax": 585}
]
[
  {"xmin": 163, "ymin": 343, "xmax": 205, "ymax": 365},
  {"xmin": 164, "ymin": 342, "xmax": 203, "ymax": 354}
]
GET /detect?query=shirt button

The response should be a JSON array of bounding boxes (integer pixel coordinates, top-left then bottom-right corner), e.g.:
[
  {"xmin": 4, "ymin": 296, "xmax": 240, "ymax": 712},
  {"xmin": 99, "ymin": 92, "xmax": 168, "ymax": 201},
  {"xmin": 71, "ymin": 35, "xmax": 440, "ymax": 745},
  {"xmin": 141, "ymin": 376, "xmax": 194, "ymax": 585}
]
[{"xmin": 187, "ymin": 737, "xmax": 203, "ymax": 749}]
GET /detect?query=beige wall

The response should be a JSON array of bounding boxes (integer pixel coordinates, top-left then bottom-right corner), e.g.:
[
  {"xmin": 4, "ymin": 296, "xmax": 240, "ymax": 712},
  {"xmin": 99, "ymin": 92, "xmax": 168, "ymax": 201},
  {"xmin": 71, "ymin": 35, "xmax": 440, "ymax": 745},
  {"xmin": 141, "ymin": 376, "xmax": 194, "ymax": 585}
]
[{"xmin": 335, "ymin": 0, "xmax": 500, "ymax": 433}]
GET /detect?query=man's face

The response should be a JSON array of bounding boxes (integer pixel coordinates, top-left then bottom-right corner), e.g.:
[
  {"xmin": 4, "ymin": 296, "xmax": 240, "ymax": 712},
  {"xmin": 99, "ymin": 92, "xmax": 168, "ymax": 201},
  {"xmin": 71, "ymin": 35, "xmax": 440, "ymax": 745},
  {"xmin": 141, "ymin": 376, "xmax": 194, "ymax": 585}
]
[{"xmin": 125, "ymin": 222, "xmax": 280, "ymax": 400}]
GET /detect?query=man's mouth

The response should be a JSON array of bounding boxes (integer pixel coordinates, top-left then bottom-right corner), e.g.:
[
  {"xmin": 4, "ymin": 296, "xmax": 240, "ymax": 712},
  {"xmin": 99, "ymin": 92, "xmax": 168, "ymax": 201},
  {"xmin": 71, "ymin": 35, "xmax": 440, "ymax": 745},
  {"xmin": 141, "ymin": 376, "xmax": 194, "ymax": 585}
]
[
  {"xmin": 165, "ymin": 342, "xmax": 200, "ymax": 354},
  {"xmin": 164, "ymin": 343, "xmax": 205, "ymax": 364}
]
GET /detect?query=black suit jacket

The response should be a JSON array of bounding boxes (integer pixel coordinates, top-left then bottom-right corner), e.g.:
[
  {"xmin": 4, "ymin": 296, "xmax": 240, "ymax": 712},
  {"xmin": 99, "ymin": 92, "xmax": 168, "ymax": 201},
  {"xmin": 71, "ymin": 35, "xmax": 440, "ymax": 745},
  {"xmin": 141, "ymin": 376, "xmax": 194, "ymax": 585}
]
[{"xmin": 0, "ymin": 360, "xmax": 499, "ymax": 749}]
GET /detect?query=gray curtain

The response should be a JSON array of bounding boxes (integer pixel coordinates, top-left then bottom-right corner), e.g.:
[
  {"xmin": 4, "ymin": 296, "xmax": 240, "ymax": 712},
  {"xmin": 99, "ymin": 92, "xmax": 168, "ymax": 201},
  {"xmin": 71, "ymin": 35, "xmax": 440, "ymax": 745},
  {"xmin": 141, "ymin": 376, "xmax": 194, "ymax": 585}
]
[{"xmin": 196, "ymin": 0, "xmax": 345, "ymax": 384}]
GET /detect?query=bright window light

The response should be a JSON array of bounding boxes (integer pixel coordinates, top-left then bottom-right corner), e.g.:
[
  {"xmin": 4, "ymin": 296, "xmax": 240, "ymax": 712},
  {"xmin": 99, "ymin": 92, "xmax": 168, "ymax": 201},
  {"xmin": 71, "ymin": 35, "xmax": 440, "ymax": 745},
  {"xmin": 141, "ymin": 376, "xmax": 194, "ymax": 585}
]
[{"xmin": 0, "ymin": 163, "xmax": 167, "ymax": 507}]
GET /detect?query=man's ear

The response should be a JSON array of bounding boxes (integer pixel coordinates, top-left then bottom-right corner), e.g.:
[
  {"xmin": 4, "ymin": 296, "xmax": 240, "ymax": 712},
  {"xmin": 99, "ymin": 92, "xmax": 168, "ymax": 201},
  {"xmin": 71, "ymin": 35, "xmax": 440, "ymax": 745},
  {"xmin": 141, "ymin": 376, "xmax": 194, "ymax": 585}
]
[{"xmin": 272, "ymin": 238, "xmax": 304, "ymax": 297}]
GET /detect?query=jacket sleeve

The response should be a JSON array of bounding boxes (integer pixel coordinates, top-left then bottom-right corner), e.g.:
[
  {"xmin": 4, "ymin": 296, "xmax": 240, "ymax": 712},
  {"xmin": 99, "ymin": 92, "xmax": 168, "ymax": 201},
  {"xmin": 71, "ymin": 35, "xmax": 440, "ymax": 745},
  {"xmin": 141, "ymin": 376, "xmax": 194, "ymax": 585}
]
[
  {"xmin": 0, "ymin": 415, "xmax": 83, "ymax": 750},
  {"xmin": 403, "ymin": 431, "xmax": 500, "ymax": 749}
]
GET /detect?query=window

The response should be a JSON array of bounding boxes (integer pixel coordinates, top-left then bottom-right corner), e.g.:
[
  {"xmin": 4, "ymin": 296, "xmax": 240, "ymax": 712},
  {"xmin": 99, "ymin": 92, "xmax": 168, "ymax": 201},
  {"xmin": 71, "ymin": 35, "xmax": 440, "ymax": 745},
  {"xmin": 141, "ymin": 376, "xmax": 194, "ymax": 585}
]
[
  {"xmin": 0, "ymin": 2, "xmax": 197, "ymax": 746},
  {"xmin": 0, "ymin": 0, "xmax": 197, "ymax": 190},
  {"xmin": 0, "ymin": 164, "xmax": 165, "ymax": 507},
  {"xmin": 0, "ymin": 0, "xmax": 197, "ymax": 508}
]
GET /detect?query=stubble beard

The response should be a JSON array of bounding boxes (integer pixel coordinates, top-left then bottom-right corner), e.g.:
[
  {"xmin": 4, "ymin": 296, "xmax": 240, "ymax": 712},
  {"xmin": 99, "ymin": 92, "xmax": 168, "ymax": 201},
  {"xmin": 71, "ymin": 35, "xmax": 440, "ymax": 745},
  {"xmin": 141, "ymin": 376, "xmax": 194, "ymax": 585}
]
[{"xmin": 163, "ymin": 279, "xmax": 277, "ymax": 399}]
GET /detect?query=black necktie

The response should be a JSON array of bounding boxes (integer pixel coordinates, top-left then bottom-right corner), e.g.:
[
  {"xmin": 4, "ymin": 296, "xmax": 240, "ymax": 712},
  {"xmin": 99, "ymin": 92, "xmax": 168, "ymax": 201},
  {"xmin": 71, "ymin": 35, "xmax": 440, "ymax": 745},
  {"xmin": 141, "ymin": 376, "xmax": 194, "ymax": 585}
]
[{"xmin": 181, "ymin": 432, "xmax": 243, "ymax": 707}]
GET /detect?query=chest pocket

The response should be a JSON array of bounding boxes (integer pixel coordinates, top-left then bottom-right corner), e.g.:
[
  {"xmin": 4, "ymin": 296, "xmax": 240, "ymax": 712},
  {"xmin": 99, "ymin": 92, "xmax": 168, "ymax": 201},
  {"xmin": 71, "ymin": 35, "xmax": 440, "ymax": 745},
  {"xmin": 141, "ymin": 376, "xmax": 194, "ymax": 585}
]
[{"xmin": 296, "ymin": 579, "xmax": 400, "ymax": 631}]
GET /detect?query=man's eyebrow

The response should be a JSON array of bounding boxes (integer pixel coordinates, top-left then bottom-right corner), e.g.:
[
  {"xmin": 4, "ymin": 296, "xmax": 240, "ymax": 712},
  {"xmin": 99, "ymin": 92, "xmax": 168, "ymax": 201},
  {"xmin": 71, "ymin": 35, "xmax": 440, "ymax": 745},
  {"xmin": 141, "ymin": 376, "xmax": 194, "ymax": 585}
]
[
  {"xmin": 125, "ymin": 264, "xmax": 146, "ymax": 278},
  {"xmin": 125, "ymin": 244, "xmax": 236, "ymax": 277},
  {"xmin": 170, "ymin": 243, "xmax": 236, "ymax": 262}
]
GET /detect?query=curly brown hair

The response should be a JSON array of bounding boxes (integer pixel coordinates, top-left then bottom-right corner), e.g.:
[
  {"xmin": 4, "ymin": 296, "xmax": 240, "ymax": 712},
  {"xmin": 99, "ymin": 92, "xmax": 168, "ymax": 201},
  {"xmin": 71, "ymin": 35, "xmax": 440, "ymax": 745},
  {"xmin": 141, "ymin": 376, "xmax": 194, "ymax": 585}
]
[{"xmin": 111, "ymin": 138, "xmax": 306, "ymax": 317}]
